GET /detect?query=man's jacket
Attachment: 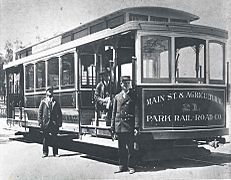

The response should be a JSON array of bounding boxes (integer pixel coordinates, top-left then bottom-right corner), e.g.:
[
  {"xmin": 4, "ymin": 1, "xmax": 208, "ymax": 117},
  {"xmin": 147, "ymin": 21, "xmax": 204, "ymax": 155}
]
[
  {"xmin": 111, "ymin": 90, "xmax": 139, "ymax": 133},
  {"xmin": 94, "ymin": 81, "xmax": 110, "ymax": 111},
  {"xmin": 38, "ymin": 97, "xmax": 62, "ymax": 131}
]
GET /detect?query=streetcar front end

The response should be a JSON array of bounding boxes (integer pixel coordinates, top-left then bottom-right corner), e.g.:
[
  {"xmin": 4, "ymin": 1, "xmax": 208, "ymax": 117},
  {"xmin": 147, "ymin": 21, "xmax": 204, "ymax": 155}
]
[{"xmin": 134, "ymin": 22, "xmax": 229, "ymax": 154}]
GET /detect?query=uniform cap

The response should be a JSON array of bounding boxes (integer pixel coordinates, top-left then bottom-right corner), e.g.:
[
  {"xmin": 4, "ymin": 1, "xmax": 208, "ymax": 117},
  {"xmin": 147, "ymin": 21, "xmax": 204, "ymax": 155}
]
[
  {"xmin": 46, "ymin": 86, "xmax": 53, "ymax": 92},
  {"xmin": 121, "ymin": 76, "xmax": 131, "ymax": 82},
  {"xmin": 99, "ymin": 68, "xmax": 110, "ymax": 76}
]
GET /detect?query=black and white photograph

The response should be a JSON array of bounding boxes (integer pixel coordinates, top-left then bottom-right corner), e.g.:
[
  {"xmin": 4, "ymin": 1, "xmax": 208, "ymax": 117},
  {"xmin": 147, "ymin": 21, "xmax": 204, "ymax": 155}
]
[{"xmin": 0, "ymin": 0, "xmax": 231, "ymax": 179}]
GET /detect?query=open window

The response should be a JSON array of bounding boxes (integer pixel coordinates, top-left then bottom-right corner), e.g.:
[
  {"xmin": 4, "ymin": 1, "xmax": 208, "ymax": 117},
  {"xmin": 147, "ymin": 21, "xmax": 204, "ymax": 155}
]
[{"xmin": 175, "ymin": 37, "xmax": 206, "ymax": 83}]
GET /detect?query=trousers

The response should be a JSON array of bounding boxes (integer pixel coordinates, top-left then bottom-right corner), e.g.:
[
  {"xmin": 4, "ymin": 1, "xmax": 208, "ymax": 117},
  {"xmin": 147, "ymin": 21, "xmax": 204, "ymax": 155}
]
[
  {"xmin": 42, "ymin": 128, "xmax": 58, "ymax": 155},
  {"xmin": 117, "ymin": 132, "xmax": 135, "ymax": 169}
]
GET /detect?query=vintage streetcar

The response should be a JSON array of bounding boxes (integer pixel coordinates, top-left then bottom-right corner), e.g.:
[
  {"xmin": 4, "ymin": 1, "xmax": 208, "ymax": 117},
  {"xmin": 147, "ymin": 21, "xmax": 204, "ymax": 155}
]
[{"xmin": 3, "ymin": 7, "xmax": 229, "ymax": 159}]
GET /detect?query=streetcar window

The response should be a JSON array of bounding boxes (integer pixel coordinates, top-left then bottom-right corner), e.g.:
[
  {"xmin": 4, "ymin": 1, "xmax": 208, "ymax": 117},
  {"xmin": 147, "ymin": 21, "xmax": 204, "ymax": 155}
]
[
  {"xmin": 90, "ymin": 22, "xmax": 107, "ymax": 34},
  {"xmin": 175, "ymin": 37, "xmax": 205, "ymax": 83},
  {"xmin": 25, "ymin": 64, "xmax": 34, "ymax": 92},
  {"xmin": 7, "ymin": 73, "xmax": 20, "ymax": 94},
  {"xmin": 48, "ymin": 57, "xmax": 59, "ymax": 88},
  {"xmin": 80, "ymin": 54, "xmax": 96, "ymax": 88},
  {"xmin": 129, "ymin": 13, "xmax": 148, "ymax": 21},
  {"xmin": 27, "ymin": 49, "xmax": 32, "ymax": 56},
  {"xmin": 14, "ymin": 73, "xmax": 20, "ymax": 94},
  {"xmin": 150, "ymin": 16, "xmax": 168, "ymax": 23},
  {"xmin": 20, "ymin": 51, "xmax": 27, "ymax": 58},
  {"xmin": 209, "ymin": 42, "xmax": 224, "ymax": 83},
  {"xmin": 61, "ymin": 53, "xmax": 74, "ymax": 88},
  {"xmin": 170, "ymin": 18, "xmax": 188, "ymax": 23},
  {"xmin": 36, "ymin": 61, "xmax": 45, "ymax": 90},
  {"xmin": 8, "ymin": 73, "xmax": 14, "ymax": 94},
  {"xmin": 73, "ymin": 28, "xmax": 88, "ymax": 40},
  {"xmin": 141, "ymin": 35, "xmax": 170, "ymax": 83},
  {"xmin": 61, "ymin": 35, "xmax": 72, "ymax": 44},
  {"xmin": 107, "ymin": 15, "xmax": 124, "ymax": 28}
]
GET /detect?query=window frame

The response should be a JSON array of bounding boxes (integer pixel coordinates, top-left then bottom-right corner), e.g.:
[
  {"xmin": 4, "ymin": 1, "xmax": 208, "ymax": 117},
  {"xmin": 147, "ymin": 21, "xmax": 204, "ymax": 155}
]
[
  {"xmin": 35, "ymin": 61, "xmax": 46, "ymax": 91},
  {"xmin": 129, "ymin": 13, "xmax": 148, "ymax": 21},
  {"xmin": 208, "ymin": 40, "xmax": 225, "ymax": 84},
  {"xmin": 47, "ymin": 57, "xmax": 59, "ymax": 89},
  {"xmin": 61, "ymin": 53, "xmax": 75, "ymax": 89},
  {"xmin": 140, "ymin": 35, "xmax": 171, "ymax": 83},
  {"xmin": 80, "ymin": 54, "xmax": 98, "ymax": 89},
  {"xmin": 175, "ymin": 37, "xmax": 206, "ymax": 84},
  {"xmin": 25, "ymin": 63, "xmax": 35, "ymax": 92}
]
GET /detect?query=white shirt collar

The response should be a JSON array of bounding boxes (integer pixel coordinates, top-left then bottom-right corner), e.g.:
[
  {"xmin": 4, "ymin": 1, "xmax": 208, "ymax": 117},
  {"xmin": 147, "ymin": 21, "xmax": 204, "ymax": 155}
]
[
  {"xmin": 122, "ymin": 90, "xmax": 129, "ymax": 98},
  {"xmin": 46, "ymin": 96, "xmax": 53, "ymax": 102}
]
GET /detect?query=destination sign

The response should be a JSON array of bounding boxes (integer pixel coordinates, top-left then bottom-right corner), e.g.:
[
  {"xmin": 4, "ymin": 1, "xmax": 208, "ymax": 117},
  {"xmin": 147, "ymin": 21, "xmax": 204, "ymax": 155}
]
[{"xmin": 142, "ymin": 88, "xmax": 226, "ymax": 129}]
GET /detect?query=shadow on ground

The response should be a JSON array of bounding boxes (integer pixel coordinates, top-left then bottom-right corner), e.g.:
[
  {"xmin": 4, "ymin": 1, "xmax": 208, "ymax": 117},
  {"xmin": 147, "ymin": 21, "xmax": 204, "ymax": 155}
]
[{"xmin": 8, "ymin": 131, "xmax": 231, "ymax": 173}]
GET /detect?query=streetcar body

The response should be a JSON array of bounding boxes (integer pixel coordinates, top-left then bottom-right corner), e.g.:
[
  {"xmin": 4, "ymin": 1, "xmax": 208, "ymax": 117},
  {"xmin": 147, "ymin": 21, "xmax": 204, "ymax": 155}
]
[{"xmin": 4, "ymin": 7, "xmax": 229, "ymax": 149}]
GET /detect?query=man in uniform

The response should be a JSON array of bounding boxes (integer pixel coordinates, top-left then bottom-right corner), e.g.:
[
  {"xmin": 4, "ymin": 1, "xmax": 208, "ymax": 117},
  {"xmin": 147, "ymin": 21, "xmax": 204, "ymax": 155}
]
[
  {"xmin": 111, "ymin": 76, "xmax": 139, "ymax": 174},
  {"xmin": 94, "ymin": 68, "xmax": 112, "ymax": 126},
  {"xmin": 38, "ymin": 87, "xmax": 62, "ymax": 158}
]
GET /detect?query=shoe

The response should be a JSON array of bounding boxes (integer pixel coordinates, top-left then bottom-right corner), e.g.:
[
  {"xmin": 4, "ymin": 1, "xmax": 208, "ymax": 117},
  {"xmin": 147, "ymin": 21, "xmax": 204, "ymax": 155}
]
[
  {"xmin": 114, "ymin": 168, "xmax": 128, "ymax": 174},
  {"xmin": 53, "ymin": 154, "xmax": 60, "ymax": 157},
  {"xmin": 42, "ymin": 154, "xmax": 48, "ymax": 158},
  {"xmin": 129, "ymin": 168, "xmax": 135, "ymax": 174}
]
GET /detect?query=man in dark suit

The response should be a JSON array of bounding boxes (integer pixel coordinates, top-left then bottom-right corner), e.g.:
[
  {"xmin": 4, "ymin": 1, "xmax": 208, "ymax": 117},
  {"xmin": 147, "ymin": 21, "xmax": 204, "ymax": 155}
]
[
  {"xmin": 38, "ymin": 87, "xmax": 62, "ymax": 158},
  {"xmin": 94, "ymin": 68, "xmax": 112, "ymax": 126},
  {"xmin": 111, "ymin": 76, "xmax": 139, "ymax": 174}
]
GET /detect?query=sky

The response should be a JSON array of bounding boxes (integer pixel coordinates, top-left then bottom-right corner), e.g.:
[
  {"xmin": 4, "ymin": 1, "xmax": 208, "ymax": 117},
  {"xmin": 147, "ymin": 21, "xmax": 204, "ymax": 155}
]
[{"xmin": 0, "ymin": 0, "xmax": 231, "ymax": 61}]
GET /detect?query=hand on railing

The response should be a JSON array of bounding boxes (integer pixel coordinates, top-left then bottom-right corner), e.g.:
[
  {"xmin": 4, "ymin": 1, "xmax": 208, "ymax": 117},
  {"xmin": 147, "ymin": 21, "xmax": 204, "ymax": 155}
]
[
  {"xmin": 110, "ymin": 128, "xmax": 116, "ymax": 141},
  {"xmin": 134, "ymin": 129, "xmax": 139, "ymax": 136}
]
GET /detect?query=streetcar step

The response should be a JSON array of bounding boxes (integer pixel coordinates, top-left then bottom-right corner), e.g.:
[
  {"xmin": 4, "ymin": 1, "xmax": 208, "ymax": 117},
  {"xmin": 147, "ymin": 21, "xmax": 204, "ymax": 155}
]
[
  {"xmin": 58, "ymin": 133, "xmax": 79, "ymax": 139},
  {"xmin": 73, "ymin": 134, "xmax": 117, "ymax": 148},
  {"xmin": 81, "ymin": 124, "xmax": 111, "ymax": 130}
]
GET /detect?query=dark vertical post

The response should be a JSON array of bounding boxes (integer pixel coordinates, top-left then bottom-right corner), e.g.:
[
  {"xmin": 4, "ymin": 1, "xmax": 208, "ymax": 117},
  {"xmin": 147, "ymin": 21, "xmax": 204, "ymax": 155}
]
[
  {"xmin": 91, "ymin": 64, "xmax": 94, "ymax": 104},
  {"xmin": 114, "ymin": 48, "xmax": 118, "ymax": 92},
  {"xmin": 132, "ymin": 56, "xmax": 137, "ymax": 88},
  {"xmin": 3, "ymin": 83, "xmax": 6, "ymax": 104},
  {"xmin": 109, "ymin": 60, "xmax": 114, "ymax": 100},
  {"xmin": 117, "ymin": 65, "xmax": 121, "ymax": 91},
  {"xmin": 75, "ymin": 48, "xmax": 82, "ymax": 139},
  {"xmin": 227, "ymin": 62, "xmax": 230, "ymax": 102},
  {"xmin": 6, "ymin": 70, "xmax": 9, "ymax": 119},
  {"xmin": 12, "ymin": 71, "xmax": 15, "ymax": 123},
  {"xmin": 175, "ymin": 53, "xmax": 180, "ymax": 82},
  {"xmin": 199, "ymin": 65, "xmax": 202, "ymax": 83},
  {"xmin": 195, "ymin": 45, "xmax": 200, "ymax": 79}
]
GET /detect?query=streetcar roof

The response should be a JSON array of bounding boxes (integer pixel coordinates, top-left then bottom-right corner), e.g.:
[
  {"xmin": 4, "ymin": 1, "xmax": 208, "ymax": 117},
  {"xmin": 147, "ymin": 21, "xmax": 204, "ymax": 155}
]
[
  {"xmin": 15, "ymin": 7, "xmax": 199, "ymax": 54},
  {"xmin": 122, "ymin": 6, "xmax": 199, "ymax": 21},
  {"xmin": 3, "ymin": 6, "xmax": 228, "ymax": 70}
]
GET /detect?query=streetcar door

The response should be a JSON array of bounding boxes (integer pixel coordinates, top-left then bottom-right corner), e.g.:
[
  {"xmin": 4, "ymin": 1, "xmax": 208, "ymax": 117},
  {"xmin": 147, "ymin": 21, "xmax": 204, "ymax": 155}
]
[
  {"xmin": 115, "ymin": 44, "xmax": 135, "ymax": 90},
  {"xmin": 6, "ymin": 65, "xmax": 24, "ymax": 124},
  {"xmin": 79, "ymin": 54, "xmax": 97, "ymax": 126}
]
